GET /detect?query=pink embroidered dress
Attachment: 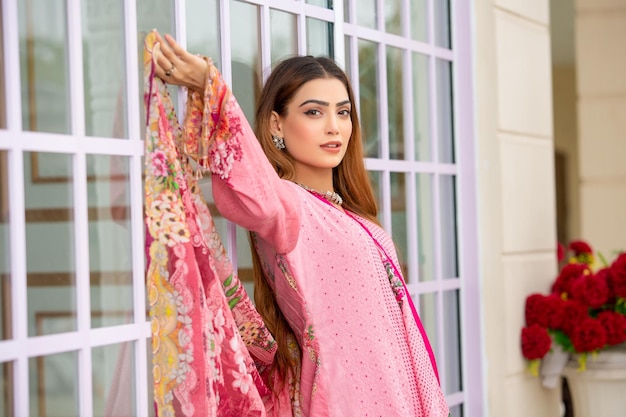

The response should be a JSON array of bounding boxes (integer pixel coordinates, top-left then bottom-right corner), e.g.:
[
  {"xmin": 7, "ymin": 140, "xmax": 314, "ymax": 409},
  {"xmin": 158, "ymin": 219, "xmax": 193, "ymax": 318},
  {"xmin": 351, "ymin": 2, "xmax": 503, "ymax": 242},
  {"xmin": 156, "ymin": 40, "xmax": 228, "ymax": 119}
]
[
  {"xmin": 144, "ymin": 30, "xmax": 448, "ymax": 417},
  {"xmin": 180, "ymin": 55, "xmax": 450, "ymax": 416}
]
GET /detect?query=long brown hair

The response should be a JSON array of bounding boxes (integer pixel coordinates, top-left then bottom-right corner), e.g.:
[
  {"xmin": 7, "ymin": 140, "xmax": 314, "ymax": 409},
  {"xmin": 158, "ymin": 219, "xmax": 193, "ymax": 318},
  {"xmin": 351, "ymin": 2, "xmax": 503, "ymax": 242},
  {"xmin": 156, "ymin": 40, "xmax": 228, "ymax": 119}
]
[{"xmin": 251, "ymin": 55, "xmax": 380, "ymax": 390}]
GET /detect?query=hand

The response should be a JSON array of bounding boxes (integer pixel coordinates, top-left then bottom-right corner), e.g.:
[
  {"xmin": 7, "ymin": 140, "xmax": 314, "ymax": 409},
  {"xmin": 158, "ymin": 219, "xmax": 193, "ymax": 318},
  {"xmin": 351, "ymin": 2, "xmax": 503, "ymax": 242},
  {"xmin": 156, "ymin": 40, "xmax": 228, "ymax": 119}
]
[{"xmin": 152, "ymin": 31, "xmax": 208, "ymax": 93}]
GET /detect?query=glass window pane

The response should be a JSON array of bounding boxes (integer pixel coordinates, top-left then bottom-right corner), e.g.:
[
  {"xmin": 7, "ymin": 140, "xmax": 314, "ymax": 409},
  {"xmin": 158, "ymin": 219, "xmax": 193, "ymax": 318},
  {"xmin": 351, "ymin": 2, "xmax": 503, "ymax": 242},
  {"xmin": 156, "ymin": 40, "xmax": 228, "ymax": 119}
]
[
  {"xmin": 19, "ymin": 0, "xmax": 70, "ymax": 134},
  {"xmin": 0, "ymin": 361, "xmax": 12, "ymax": 416},
  {"xmin": 450, "ymin": 404, "xmax": 464, "ymax": 417},
  {"xmin": 25, "ymin": 152, "xmax": 76, "ymax": 336},
  {"xmin": 93, "ymin": 343, "xmax": 136, "ymax": 417},
  {"xmin": 30, "ymin": 352, "xmax": 78, "ymax": 417},
  {"xmin": 137, "ymin": 0, "xmax": 175, "ymax": 140},
  {"xmin": 437, "ymin": 59, "xmax": 454, "ymax": 163},
  {"xmin": 385, "ymin": 0, "xmax": 402, "ymax": 36},
  {"xmin": 87, "ymin": 155, "xmax": 133, "ymax": 328},
  {"xmin": 82, "ymin": 0, "xmax": 128, "ymax": 139},
  {"xmin": 390, "ymin": 172, "xmax": 408, "ymax": 277},
  {"xmin": 0, "ymin": 151, "xmax": 9, "ymax": 341},
  {"xmin": 306, "ymin": 18, "xmax": 333, "ymax": 57},
  {"xmin": 416, "ymin": 173, "xmax": 435, "ymax": 282},
  {"xmin": 413, "ymin": 53, "xmax": 431, "ymax": 161},
  {"xmin": 410, "ymin": 0, "xmax": 428, "ymax": 42},
  {"xmin": 344, "ymin": 35, "xmax": 351, "ymax": 76},
  {"xmin": 419, "ymin": 292, "xmax": 440, "ymax": 365},
  {"xmin": 435, "ymin": 0, "xmax": 451, "ymax": 48},
  {"xmin": 440, "ymin": 175, "xmax": 458, "ymax": 279},
  {"xmin": 358, "ymin": 39, "xmax": 380, "ymax": 158},
  {"xmin": 387, "ymin": 46, "xmax": 404, "ymax": 160},
  {"xmin": 230, "ymin": 0, "xmax": 261, "ymax": 123},
  {"xmin": 357, "ymin": 0, "xmax": 377, "ymax": 29},
  {"xmin": 236, "ymin": 225, "xmax": 254, "ymax": 298},
  {"xmin": 306, "ymin": 0, "xmax": 332, "ymax": 8},
  {"xmin": 368, "ymin": 171, "xmax": 383, "ymax": 225},
  {"xmin": 443, "ymin": 289, "xmax": 462, "ymax": 394},
  {"xmin": 343, "ymin": 0, "xmax": 350, "ymax": 23},
  {"xmin": 187, "ymin": 0, "xmax": 220, "ymax": 67},
  {"xmin": 271, "ymin": 9, "xmax": 297, "ymax": 65}
]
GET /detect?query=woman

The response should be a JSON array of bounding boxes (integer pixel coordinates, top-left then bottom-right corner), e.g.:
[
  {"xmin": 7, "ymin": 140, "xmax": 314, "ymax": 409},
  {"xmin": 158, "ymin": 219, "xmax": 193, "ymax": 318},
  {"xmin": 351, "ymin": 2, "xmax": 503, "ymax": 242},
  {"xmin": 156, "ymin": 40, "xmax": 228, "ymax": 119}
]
[{"xmin": 152, "ymin": 31, "xmax": 449, "ymax": 417}]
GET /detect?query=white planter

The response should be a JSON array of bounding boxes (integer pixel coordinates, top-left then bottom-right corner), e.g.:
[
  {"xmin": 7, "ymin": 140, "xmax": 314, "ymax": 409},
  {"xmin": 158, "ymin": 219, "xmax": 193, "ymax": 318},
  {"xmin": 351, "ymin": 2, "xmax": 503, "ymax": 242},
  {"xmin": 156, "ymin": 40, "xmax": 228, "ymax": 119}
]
[{"xmin": 563, "ymin": 346, "xmax": 626, "ymax": 417}]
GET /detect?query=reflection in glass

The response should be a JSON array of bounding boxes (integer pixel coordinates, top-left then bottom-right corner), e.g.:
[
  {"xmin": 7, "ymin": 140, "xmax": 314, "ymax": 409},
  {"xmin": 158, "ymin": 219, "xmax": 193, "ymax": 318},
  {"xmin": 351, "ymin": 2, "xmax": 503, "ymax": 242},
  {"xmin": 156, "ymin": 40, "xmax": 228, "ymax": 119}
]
[
  {"xmin": 93, "ymin": 343, "xmax": 136, "ymax": 417},
  {"xmin": 25, "ymin": 152, "xmax": 76, "ymax": 337},
  {"xmin": 137, "ymin": 0, "xmax": 175, "ymax": 138},
  {"xmin": 367, "ymin": 171, "xmax": 383, "ymax": 224},
  {"xmin": 306, "ymin": 18, "xmax": 333, "ymax": 57},
  {"xmin": 230, "ymin": 0, "xmax": 261, "ymax": 123},
  {"xmin": 440, "ymin": 175, "xmax": 458, "ymax": 279},
  {"xmin": 87, "ymin": 155, "xmax": 133, "ymax": 328},
  {"xmin": 390, "ymin": 172, "xmax": 408, "ymax": 279},
  {"xmin": 419, "ymin": 292, "xmax": 440, "ymax": 366},
  {"xmin": 306, "ymin": 0, "xmax": 332, "ymax": 7},
  {"xmin": 437, "ymin": 59, "xmax": 454, "ymax": 163},
  {"xmin": 413, "ymin": 53, "xmax": 431, "ymax": 161},
  {"xmin": 19, "ymin": 0, "xmax": 70, "ymax": 134},
  {"xmin": 187, "ymin": 0, "xmax": 220, "ymax": 67},
  {"xmin": 387, "ymin": 46, "xmax": 404, "ymax": 160},
  {"xmin": 271, "ymin": 9, "xmax": 297, "ymax": 65},
  {"xmin": 443, "ymin": 290, "xmax": 462, "ymax": 394},
  {"xmin": 357, "ymin": 0, "xmax": 377, "ymax": 29},
  {"xmin": 0, "ymin": 361, "xmax": 13, "ymax": 416},
  {"xmin": 410, "ymin": 0, "xmax": 428, "ymax": 42},
  {"xmin": 30, "ymin": 352, "xmax": 79, "ymax": 417},
  {"xmin": 358, "ymin": 39, "xmax": 379, "ymax": 158},
  {"xmin": 82, "ymin": 0, "xmax": 127, "ymax": 138},
  {"xmin": 416, "ymin": 173, "xmax": 435, "ymax": 282},
  {"xmin": 343, "ymin": 0, "xmax": 350, "ymax": 23},
  {"xmin": 0, "ymin": 150, "xmax": 9, "ymax": 340},
  {"xmin": 385, "ymin": 0, "xmax": 402, "ymax": 35},
  {"xmin": 435, "ymin": 0, "xmax": 451, "ymax": 48},
  {"xmin": 450, "ymin": 404, "xmax": 463, "ymax": 417}
]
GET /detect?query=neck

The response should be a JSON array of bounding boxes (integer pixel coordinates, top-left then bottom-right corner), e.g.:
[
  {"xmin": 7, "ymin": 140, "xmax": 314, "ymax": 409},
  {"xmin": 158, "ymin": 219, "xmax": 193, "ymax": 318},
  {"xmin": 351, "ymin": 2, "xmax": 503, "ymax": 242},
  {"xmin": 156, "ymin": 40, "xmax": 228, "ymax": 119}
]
[{"xmin": 294, "ymin": 168, "xmax": 334, "ymax": 193}]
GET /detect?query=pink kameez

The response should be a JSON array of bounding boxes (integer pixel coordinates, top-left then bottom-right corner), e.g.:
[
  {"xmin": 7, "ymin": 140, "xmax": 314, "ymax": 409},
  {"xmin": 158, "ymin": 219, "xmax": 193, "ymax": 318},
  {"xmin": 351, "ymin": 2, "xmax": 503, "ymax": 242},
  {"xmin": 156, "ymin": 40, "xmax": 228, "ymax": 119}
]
[{"xmin": 144, "ymin": 30, "xmax": 449, "ymax": 416}]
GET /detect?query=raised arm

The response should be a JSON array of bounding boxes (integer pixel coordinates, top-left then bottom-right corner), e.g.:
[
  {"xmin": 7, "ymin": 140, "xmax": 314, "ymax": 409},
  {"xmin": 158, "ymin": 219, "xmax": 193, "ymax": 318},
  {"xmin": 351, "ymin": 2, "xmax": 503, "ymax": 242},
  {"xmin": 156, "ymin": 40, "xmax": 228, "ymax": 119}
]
[{"xmin": 153, "ymin": 32, "xmax": 301, "ymax": 254}]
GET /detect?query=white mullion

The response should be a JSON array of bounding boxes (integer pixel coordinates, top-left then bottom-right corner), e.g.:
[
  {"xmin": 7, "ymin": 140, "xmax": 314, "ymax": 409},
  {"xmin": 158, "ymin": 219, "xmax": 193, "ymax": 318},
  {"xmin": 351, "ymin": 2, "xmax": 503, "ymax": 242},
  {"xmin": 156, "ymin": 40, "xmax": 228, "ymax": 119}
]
[
  {"xmin": 260, "ymin": 4, "xmax": 271, "ymax": 82},
  {"xmin": 0, "ymin": 340, "xmax": 18, "ymax": 362},
  {"xmin": 401, "ymin": 0, "xmax": 410, "ymax": 38},
  {"xmin": 381, "ymin": 169, "xmax": 392, "ymax": 237},
  {"xmin": 296, "ymin": 11, "xmax": 306, "ymax": 55},
  {"xmin": 0, "ymin": 132, "xmax": 144, "ymax": 155},
  {"xmin": 376, "ymin": 0, "xmax": 384, "ymax": 32},
  {"xmin": 130, "ymin": 151, "xmax": 149, "ymax": 417},
  {"xmin": 66, "ymin": 1, "xmax": 93, "ymax": 415},
  {"xmin": 333, "ymin": 0, "xmax": 345, "ymax": 65},
  {"xmin": 220, "ymin": 0, "xmax": 233, "ymax": 84},
  {"xmin": 90, "ymin": 322, "xmax": 151, "ymax": 347},
  {"xmin": 4, "ymin": 0, "xmax": 27, "ymax": 413},
  {"xmin": 7, "ymin": 148, "xmax": 28, "ymax": 417},
  {"xmin": 123, "ymin": 0, "xmax": 141, "ymax": 142},
  {"xmin": 377, "ymin": 45, "xmax": 389, "ymax": 161}
]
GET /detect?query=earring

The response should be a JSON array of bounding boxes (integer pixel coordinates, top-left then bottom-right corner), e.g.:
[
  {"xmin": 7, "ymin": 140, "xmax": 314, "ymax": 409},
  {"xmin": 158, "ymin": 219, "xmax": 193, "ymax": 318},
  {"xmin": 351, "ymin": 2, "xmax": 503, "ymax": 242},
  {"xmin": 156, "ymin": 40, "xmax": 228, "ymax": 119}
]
[{"xmin": 272, "ymin": 135, "xmax": 285, "ymax": 150}]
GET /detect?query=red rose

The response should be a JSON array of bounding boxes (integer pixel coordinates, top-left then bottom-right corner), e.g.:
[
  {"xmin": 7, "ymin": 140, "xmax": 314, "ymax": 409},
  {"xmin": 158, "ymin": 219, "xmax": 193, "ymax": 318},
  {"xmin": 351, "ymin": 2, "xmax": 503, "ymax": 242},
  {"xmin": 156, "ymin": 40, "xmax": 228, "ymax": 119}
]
[
  {"xmin": 569, "ymin": 318, "xmax": 607, "ymax": 353},
  {"xmin": 569, "ymin": 240, "xmax": 593, "ymax": 256},
  {"xmin": 552, "ymin": 263, "xmax": 589, "ymax": 296},
  {"xmin": 525, "ymin": 294, "xmax": 564, "ymax": 328},
  {"xmin": 570, "ymin": 272, "xmax": 610, "ymax": 308},
  {"xmin": 559, "ymin": 299, "xmax": 589, "ymax": 334},
  {"xmin": 597, "ymin": 311, "xmax": 626, "ymax": 346},
  {"xmin": 521, "ymin": 324, "xmax": 552, "ymax": 360},
  {"xmin": 608, "ymin": 253, "xmax": 626, "ymax": 299},
  {"xmin": 557, "ymin": 242, "xmax": 565, "ymax": 263}
]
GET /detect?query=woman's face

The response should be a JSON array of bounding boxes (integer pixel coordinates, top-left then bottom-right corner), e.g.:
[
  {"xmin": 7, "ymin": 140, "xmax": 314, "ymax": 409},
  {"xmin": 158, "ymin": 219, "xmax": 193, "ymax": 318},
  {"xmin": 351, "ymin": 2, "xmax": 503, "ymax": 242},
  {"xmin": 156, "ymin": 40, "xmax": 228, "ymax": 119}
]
[{"xmin": 272, "ymin": 77, "xmax": 352, "ymax": 183}]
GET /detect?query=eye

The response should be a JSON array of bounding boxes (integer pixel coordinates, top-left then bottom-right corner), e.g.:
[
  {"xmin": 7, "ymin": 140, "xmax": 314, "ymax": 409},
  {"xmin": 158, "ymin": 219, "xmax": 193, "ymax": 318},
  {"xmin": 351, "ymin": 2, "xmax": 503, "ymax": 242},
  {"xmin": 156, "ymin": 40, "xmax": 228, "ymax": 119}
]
[
  {"xmin": 304, "ymin": 109, "xmax": 322, "ymax": 116},
  {"xmin": 338, "ymin": 109, "xmax": 351, "ymax": 117}
]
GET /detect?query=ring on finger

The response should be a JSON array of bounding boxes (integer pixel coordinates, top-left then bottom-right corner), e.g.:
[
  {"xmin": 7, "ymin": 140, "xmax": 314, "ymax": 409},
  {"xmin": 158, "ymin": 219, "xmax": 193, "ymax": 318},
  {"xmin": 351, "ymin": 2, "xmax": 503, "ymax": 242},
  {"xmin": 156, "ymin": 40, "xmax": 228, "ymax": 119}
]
[{"xmin": 165, "ymin": 65, "xmax": 175, "ymax": 77}]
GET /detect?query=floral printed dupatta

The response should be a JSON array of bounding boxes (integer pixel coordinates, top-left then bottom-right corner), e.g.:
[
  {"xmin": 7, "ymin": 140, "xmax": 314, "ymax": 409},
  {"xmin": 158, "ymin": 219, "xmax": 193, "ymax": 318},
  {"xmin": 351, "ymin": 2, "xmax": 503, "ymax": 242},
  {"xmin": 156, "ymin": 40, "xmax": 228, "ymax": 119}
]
[{"xmin": 143, "ymin": 32, "xmax": 275, "ymax": 416}]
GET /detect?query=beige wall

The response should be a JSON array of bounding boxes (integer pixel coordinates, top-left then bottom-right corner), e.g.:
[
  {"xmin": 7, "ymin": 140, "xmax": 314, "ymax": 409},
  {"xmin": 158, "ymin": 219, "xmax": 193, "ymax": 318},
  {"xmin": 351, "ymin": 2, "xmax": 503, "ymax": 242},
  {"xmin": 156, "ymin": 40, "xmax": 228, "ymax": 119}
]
[
  {"xmin": 474, "ymin": 0, "xmax": 560, "ymax": 415},
  {"xmin": 575, "ymin": 0, "xmax": 626, "ymax": 257}
]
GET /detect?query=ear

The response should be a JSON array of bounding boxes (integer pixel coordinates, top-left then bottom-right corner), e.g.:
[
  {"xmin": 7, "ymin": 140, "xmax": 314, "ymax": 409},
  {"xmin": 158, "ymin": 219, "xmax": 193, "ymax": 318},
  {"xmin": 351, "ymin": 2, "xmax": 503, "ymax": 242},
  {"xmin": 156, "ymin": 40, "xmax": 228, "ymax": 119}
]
[{"xmin": 270, "ymin": 111, "xmax": 283, "ymax": 137}]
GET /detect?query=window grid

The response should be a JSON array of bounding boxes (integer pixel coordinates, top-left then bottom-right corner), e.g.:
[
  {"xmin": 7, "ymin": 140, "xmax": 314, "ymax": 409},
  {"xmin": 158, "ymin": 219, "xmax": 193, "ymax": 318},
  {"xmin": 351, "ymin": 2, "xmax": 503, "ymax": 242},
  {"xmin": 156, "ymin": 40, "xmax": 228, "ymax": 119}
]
[{"xmin": 0, "ymin": 0, "xmax": 480, "ymax": 415}]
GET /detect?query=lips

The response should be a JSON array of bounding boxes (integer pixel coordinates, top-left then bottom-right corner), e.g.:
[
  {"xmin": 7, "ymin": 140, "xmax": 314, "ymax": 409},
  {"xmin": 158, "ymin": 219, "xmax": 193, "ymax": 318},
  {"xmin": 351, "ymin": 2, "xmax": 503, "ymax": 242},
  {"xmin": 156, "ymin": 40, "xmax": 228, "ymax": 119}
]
[{"xmin": 320, "ymin": 141, "xmax": 342, "ymax": 149}]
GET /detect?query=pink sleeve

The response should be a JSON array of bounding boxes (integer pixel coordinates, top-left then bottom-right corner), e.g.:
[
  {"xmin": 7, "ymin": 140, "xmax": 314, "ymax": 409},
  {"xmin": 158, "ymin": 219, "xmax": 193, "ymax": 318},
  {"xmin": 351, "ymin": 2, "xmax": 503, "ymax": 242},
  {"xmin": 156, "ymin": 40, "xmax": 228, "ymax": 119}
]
[{"xmin": 182, "ymin": 60, "xmax": 301, "ymax": 254}]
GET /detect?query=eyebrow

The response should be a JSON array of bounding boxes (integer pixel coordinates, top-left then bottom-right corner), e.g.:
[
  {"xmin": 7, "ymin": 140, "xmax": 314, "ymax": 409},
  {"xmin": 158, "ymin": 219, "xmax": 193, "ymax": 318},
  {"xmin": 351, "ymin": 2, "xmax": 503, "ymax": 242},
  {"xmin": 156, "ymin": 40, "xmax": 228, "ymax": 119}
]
[{"xmin": 299, "ymin": 99, "xmax": 351, "ymax": 107}]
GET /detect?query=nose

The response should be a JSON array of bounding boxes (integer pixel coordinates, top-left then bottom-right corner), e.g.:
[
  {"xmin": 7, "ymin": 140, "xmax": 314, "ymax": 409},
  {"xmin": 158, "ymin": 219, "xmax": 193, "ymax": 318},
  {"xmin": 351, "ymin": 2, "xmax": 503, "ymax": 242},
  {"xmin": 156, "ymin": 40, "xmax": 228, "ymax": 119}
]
[{"xmin": 326, "ymin": 114, "xmax": 340, "ymax": 135}]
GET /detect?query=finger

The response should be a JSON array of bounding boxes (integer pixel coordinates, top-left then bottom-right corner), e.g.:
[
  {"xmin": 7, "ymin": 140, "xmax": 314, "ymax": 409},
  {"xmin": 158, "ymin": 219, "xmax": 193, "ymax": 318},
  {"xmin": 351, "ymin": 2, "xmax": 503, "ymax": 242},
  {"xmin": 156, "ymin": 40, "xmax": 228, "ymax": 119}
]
[{"xmin": 164, "ymin": 34, "xmax": 192, "ymax": 62}]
